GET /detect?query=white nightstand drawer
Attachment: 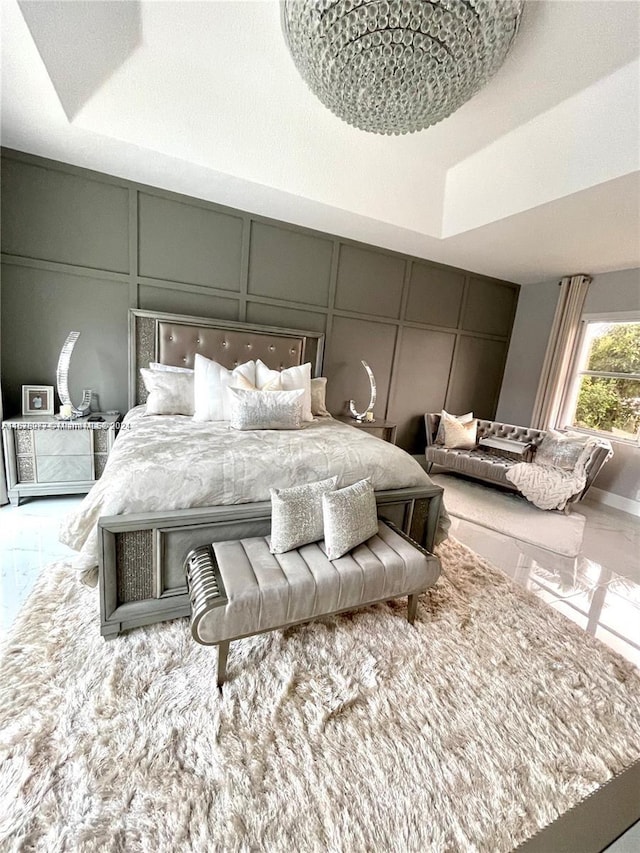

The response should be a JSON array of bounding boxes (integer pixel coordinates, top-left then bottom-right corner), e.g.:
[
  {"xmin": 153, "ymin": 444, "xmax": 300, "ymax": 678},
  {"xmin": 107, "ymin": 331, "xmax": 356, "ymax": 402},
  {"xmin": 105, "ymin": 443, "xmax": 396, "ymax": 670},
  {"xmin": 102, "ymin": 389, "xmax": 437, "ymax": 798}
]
[
  {"xmin": 2, "ymin": 412, "xmax": 121, "ymax": 505},
  {"xmin": 36, "ymin": 454, "xmax": 93, "ymax": 483},
  {"xmin": 34, "ymin": 429, "xmax": 91, "ymax": 456}
]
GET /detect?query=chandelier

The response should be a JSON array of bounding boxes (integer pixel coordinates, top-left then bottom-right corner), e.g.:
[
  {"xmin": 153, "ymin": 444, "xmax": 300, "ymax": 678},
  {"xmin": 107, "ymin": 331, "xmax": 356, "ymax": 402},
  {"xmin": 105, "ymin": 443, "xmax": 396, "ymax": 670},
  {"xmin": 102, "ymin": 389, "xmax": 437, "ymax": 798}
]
[{"xmin": 282, "ymin": 0, "xmax": 524, "ymax": 135}]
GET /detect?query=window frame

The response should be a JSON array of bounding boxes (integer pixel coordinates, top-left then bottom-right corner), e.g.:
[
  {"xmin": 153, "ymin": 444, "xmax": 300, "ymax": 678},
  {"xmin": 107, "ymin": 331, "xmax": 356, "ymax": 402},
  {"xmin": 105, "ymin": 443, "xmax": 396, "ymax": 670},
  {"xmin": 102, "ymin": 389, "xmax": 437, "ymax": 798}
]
[{"xmin": 559, "ymin": 312, "xmax": 640, "ymax": 447}]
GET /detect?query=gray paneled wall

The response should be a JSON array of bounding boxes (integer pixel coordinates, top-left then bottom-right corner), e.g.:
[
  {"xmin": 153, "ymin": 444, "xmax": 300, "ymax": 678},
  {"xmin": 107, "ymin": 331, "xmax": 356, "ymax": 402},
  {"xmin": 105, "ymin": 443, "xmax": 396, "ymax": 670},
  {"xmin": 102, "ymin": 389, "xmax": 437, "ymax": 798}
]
[{"xmin": 0, "ymin": 149, "xmax": 519, "ymax": 453}]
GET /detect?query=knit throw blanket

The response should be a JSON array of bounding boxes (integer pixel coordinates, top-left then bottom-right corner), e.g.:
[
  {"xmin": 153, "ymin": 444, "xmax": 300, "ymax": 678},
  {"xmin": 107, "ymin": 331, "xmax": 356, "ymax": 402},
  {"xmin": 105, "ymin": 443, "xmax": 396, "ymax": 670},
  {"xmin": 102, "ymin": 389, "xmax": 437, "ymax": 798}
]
[{"xmin": 506, "ymin": 439, "xmax": 602, "ymax": 511}]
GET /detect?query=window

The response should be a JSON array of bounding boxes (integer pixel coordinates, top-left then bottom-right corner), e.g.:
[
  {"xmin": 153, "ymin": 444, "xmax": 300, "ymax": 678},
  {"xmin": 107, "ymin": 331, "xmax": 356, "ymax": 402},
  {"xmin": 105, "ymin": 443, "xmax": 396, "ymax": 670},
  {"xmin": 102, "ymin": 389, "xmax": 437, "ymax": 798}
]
[{"xmin": 562, "ymin": 319, "xmax": 640, "ymax": 443}]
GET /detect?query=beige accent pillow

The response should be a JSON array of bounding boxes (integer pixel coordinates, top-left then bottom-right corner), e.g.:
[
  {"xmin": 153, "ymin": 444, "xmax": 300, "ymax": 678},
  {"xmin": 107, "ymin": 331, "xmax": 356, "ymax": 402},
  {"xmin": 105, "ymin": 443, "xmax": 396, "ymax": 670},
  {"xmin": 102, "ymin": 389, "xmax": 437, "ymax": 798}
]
[
  {"xmin": 443, "ymin": 416, "xmax": 478, "ymax": 449},
  {"xmin": 270, "ymin": 477, "xmax": 338, "ymax": 554},
  {"xmin": 228, "ymin": 387, "xmax": 304, "ymax": 431},
  {"xmin": 322, "ymin": 478, "xmax": 379, "ymax": 561},
  {"xmin": 311, "ymin": 377, "xmax": 330, "ymax": 417},
  {"xmin": 140, "ymin": 368, "xmax": 194, "ymax": 416},
  {"xmin": 435, "ymin": 410, "xmax": 474, "ymax": 445}
]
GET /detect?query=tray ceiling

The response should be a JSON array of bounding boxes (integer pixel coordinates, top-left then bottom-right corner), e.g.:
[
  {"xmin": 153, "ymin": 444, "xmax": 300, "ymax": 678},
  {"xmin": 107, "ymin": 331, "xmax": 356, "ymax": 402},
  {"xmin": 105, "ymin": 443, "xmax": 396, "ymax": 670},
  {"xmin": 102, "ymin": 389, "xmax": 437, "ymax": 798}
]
[{"xmin": 2, "ymin": 0, "xmax": 639, "ymax": 284}]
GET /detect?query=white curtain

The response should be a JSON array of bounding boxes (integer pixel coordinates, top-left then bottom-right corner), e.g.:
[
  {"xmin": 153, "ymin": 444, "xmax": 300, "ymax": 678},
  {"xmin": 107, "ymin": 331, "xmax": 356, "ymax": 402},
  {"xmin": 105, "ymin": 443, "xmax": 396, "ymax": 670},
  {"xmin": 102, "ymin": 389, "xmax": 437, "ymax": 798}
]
[{"xmin": 530, "ymin": 274, "xmax": 591, "ymax": 431}]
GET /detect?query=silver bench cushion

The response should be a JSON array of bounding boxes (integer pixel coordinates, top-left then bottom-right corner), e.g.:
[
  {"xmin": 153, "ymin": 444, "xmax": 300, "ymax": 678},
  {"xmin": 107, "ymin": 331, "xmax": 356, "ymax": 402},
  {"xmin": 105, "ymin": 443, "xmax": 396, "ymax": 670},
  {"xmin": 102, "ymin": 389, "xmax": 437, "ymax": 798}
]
[{"xmin": 196, "ymin": 521, "xmax": 439, "ymax": 645}]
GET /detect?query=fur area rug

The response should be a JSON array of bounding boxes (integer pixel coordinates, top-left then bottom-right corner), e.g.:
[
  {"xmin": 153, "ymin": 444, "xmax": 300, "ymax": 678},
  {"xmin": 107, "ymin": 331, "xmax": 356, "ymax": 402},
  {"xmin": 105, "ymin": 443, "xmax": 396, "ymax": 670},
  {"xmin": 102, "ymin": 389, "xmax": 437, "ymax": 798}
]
[
  {"xmin": 432, "ymin": 473, "xmax": 586, "ymax": 557},
  {"xmin": 1, "ymin": 539, "xmax": 639, "ymax": 852}
]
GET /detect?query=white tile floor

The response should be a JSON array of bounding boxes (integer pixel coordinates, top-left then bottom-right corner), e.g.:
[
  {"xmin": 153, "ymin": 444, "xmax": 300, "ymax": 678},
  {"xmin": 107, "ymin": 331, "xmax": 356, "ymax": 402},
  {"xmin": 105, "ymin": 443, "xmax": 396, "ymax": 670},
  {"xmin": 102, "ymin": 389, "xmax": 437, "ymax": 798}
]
[
  {"xmin": 1, "ymin": 488, "xmax": 639, "ymax": 849},
  {"xmin": 449, "ymin": 495, "xmax": 640, "ymax": 669},
  {"xmin": 0, "ymin": 496, "xmax": 79, "ymax": 639}
]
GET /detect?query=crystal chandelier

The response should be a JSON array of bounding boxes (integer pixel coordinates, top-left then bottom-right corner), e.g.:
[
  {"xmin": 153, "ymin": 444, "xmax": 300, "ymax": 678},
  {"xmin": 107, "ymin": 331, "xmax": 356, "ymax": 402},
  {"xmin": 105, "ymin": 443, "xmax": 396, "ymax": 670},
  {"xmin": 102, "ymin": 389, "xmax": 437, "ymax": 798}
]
[{"xmin": 282, "ymin": 0, "xmax": 524, "ymax": 135}]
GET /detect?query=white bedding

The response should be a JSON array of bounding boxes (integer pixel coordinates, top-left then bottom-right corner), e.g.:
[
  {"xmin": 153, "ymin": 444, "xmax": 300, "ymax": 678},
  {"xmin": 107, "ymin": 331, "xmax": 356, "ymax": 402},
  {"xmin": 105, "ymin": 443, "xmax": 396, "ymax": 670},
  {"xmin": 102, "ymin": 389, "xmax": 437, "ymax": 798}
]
[{"xmin": 61, "ymin": 407, "xmax": 447, "ymax": 573}]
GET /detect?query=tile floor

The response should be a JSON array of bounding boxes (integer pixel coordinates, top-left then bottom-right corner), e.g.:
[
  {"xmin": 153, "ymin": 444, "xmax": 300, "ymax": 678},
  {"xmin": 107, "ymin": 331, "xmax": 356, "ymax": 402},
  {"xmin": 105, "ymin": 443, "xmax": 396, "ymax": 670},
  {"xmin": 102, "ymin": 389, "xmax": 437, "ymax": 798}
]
[
  {"xmin": 449, "ymin": 494, "xmax": 640, "ymax": 669},
  {"xmin": 1, "ymin": 489, "xmax": 639, "ymax": 849}
]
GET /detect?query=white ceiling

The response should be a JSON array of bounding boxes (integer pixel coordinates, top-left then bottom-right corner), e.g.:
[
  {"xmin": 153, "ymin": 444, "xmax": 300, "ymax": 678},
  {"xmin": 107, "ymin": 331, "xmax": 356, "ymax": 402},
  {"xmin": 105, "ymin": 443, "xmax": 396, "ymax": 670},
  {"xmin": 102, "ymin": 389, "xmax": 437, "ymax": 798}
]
[{"xmin": 2, "ymin": 0, "xmax": 639, "ymax": 284}]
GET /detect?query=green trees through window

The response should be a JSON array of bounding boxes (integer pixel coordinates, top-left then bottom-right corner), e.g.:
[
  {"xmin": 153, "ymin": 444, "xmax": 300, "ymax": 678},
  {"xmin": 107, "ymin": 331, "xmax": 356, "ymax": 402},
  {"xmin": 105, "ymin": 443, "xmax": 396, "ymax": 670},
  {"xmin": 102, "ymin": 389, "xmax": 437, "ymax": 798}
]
[{"xmin": 572, "ymin": 322, "xmax": 640, "ymax": 441}]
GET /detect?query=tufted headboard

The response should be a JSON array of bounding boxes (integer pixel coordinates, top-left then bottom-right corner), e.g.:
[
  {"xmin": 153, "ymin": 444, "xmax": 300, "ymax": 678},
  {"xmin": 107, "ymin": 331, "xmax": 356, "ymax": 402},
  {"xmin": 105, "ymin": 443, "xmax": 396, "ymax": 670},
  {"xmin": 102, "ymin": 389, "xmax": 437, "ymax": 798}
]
[{"xmin": 129, "ymin": 309, "xmax": 325, "ymax": 408}]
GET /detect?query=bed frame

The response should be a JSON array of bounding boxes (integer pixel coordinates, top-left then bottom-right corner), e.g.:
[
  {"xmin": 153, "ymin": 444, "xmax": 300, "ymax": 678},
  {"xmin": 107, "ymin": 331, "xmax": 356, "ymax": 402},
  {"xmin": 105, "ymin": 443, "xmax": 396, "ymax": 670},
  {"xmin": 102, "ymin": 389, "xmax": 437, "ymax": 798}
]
[{"xmin": 99, "ymin": 309, "xmax": 443, "ymax": 639}]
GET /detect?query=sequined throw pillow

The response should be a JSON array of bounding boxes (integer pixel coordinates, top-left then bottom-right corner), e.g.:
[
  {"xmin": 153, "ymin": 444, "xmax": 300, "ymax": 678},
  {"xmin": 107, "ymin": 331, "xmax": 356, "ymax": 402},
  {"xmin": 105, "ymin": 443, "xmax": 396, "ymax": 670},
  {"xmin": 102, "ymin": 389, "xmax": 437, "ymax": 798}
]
[
  {"xmin": 228, "ymin": 387, "xmax": 304, "ymax": 431},
  {"xmin": 322, "ymin": 478, "xmax": 379, "ymax": 561},
  {"xmin": 536, "ymin": 430, "xmax": 590, "ymax": 470},
  {"xmin": 270, "ymin": 477, "xmax": 339, "ymax": 555}
]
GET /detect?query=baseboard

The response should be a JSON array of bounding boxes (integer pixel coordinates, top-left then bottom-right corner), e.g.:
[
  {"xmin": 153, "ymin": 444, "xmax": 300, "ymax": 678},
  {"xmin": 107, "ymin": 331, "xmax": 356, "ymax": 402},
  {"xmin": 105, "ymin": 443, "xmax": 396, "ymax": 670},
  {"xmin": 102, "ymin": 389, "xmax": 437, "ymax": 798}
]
[{"xmin": 586, "ymin": 487, "xmax": 640, "ymax": 518}]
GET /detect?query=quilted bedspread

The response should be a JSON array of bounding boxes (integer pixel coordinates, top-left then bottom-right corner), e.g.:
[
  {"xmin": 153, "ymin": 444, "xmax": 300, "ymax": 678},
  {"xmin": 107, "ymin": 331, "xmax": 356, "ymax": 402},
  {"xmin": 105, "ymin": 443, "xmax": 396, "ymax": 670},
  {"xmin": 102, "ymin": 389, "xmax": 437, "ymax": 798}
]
[{"xmin": 61, "ymin": 407, "xmax": 446, "ymax": 572}]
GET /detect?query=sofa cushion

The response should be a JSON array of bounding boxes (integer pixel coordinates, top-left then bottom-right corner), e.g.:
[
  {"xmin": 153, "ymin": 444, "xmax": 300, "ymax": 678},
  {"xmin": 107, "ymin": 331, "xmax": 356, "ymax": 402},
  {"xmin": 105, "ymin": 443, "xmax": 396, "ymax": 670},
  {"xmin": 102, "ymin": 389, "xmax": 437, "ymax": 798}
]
[{"xmin": 425, "ymin": 446, "xmax": 513, "ymax": 487}]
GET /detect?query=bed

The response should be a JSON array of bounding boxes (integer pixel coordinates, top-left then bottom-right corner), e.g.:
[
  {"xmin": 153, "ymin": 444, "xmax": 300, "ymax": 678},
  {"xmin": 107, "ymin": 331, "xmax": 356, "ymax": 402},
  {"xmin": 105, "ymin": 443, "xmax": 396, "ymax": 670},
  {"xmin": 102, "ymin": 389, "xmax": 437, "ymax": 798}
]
[{"xmin": 61, "ymin": 309, "xmax": 446, "ymax": 638}]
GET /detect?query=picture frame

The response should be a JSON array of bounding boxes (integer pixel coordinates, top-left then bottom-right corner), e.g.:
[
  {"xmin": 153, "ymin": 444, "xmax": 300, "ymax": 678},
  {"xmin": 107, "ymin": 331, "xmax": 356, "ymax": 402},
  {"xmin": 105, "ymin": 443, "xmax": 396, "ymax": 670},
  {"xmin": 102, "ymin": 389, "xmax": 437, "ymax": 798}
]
[{"xmin": 22, "ymin": 385, "xmax": 54, "ymax": 416}]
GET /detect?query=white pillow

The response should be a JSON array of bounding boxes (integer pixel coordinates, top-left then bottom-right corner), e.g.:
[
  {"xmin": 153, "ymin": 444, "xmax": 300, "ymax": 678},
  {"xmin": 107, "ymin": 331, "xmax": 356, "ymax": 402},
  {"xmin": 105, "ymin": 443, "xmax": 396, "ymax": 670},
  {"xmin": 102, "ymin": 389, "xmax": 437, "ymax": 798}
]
[
  {"xmin": 149, "ymin": 362, "xmax": 194, "ymax": 374},
  {"xmin": 281, "ymin": 363, "xmax": 313, "ymax": 422},
  {"xmin": 193, "ymin": 354, "xmax": 256, "ymax": 422},
  {"xmin": 255, "ymin": 360, "xmax": 313, "ymax": 422},
  {"xmin": 140, "ymin": 368, "xmax": 194, "ymax": 416},
  {"xmin": 311, "ymin": 377, "xmax": 330, "ymax": 417},
  {"xmin": 255, "ymin": 360, "xmax": 283, "ymax": 391},
  {"xmin": 322, "ymin": 478, "xmax": 379, "ymax": 561},
  {"xmin": 435, "ymin": 410, "xmax": 473, "ymax": 445},
  {"xmin": 270, "ymin": 477, "xmax": 338, "ymax": 554},
  {"xmin": 228, "ymin": 387, "xmax": 304, "ymax": 431}
]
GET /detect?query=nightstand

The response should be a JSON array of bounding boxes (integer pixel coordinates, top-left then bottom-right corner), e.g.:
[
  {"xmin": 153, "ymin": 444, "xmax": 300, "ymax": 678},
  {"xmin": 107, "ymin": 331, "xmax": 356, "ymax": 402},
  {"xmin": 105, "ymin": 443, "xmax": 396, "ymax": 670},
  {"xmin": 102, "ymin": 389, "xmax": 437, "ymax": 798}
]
[
  {"xmin": 335, "ymin": 416, "xmax": 397, "ymax": 445},
  {"xmin": 2, "ymin": 413, "xmax": 122, "ymax": 506}
]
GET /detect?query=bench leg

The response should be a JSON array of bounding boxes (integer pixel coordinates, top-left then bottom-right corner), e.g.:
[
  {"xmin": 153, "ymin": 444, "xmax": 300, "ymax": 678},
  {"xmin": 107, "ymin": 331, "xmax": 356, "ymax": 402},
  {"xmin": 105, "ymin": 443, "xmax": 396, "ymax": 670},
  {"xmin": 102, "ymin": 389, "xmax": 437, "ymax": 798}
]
[
  {"xmin": 217, "ymin": 640, "xmax": 230, "ymax": 690},
  {"xmin": 407, "ymin": 594, "xmax": 418, "ymax": 625}
]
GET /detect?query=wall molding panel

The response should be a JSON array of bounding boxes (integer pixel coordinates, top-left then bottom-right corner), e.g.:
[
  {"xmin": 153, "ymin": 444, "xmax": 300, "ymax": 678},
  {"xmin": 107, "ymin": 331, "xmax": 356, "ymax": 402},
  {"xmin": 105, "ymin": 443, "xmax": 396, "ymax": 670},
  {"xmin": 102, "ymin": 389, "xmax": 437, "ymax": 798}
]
[{"xmin": 1, "ymin": 148, "xmax": 519, "ymax": 452}]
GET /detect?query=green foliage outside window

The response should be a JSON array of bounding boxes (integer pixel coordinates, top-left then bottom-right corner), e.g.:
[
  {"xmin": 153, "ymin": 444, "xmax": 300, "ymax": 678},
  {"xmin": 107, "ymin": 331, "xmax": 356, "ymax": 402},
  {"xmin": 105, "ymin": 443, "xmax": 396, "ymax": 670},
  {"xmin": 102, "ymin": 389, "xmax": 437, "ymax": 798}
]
[{"xmin": 574, "ymin": 323, "xmax": 640, "ymax": 438}]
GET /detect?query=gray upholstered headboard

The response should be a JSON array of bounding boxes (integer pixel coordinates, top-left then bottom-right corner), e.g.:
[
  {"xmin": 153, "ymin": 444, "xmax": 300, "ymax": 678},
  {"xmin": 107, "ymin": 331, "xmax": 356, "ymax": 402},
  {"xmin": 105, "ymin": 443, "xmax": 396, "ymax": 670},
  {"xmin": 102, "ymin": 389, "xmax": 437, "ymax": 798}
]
[{"xmin": 129, "ymin": 309, "xmax": 325, "ymax": 409}]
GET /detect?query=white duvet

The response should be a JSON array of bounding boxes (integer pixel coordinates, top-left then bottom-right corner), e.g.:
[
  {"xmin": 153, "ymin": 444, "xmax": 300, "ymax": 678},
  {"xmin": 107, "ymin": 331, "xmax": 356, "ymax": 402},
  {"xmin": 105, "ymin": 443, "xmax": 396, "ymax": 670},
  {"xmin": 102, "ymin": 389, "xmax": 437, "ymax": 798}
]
[{"xmin": 61, "ymin": 407, "xmax": 446, "ymax": 573}]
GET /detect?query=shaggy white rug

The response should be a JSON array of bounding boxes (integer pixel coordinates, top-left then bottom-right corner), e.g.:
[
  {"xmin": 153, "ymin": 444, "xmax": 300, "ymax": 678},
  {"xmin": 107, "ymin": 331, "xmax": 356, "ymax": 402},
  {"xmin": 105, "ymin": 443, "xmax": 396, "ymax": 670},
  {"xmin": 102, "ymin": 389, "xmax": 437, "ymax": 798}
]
[
  {"xmin": 432, "ymin": 474, "xmax": 587, "ymax": 557},
  {"xmin": 1, "ymin": 539, "xmax": 639, "ymax": 852}
]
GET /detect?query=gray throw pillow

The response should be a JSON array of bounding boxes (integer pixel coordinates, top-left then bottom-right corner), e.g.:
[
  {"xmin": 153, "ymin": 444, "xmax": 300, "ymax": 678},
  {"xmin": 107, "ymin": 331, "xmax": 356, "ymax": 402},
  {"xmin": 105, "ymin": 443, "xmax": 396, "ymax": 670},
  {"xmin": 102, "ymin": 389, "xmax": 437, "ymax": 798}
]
[
  {"xmin": 270, "ymin": 477, "xmax": 338, "ymax": 554},
  {"xmin": 536, "ymin": 430, "xmax": 590, "ymax": 470},
  {"xmin": 322, "ymin": 478, "xmax": 379, "ymax": 561},
  {"xmin": 228, "ymin": 388, "xmax": 304, "ymax": 431}
]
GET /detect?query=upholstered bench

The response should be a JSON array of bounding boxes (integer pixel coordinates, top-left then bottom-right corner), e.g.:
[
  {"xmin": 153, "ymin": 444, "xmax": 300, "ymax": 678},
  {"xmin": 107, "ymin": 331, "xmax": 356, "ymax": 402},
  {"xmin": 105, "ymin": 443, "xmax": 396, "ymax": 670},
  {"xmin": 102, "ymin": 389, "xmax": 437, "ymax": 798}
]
[{"xmin": 184, "ymin": 520, "xmax": 441, "ymax": 688}]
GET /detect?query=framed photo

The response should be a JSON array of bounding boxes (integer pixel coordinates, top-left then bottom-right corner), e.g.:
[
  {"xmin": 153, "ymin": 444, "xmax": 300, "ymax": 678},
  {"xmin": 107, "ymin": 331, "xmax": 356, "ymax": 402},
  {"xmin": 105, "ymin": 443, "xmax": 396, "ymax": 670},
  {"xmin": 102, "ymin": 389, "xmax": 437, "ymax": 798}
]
[{"xmin": 22, "ymin": 385, "xmax": 54, "ymax": 416}]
